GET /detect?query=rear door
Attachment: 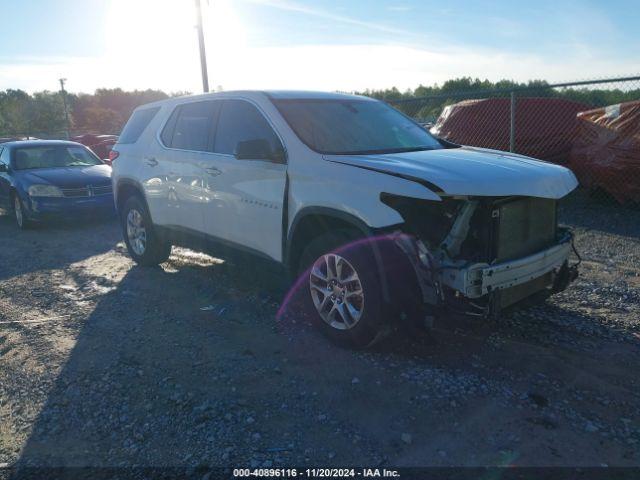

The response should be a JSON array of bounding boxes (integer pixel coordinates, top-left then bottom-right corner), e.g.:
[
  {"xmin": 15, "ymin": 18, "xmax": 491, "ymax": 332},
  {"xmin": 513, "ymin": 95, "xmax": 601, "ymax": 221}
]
[
  {"xmin": 116, "ymin": 106, "xmax": 168, "ymax": 223},
  {"xmin": 202, "ymin": 99, "xmax": 287, "ymax": 261},
  {"xmin": 158, "ymin": 100, "xmax": 220, "ymax": 234}
]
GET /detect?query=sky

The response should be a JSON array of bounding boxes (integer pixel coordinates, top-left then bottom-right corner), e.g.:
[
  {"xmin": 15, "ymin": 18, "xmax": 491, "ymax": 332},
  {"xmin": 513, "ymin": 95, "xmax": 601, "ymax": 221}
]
[{"xmin": 0, "ymin": 0, "xmax": 639, "ymax": 94}]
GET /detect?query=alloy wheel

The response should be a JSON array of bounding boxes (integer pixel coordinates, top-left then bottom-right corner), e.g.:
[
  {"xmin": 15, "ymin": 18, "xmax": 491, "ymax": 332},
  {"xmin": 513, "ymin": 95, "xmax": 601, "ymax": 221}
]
[
  {"xmin": 14, "ymin": 197, "xmax": 23, "ymax": 228},
  {"xmin": 126, "ymin": 209, "xmax": 147, "ymax": 256},
  {"xmin": 309, "ymin": 253, "xmax": 364, "ymax": 330}
]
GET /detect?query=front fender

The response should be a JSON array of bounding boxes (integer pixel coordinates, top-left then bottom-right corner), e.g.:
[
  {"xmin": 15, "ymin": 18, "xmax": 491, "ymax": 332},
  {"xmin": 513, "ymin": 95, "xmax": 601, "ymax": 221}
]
[
  {"xmin": 286, "ymin": 205, "xmax": 399, "ymax": 305},
  {"xmin": 285, "ymin": 157, "xmax": 444, "ymax": 303},
  {"xmin": 288, "ymin": 160, "xmax": 441, "ymax": 231},
  {"xmin": 12, "ymin": 177, "xmax": 31, "ymax": 203}
]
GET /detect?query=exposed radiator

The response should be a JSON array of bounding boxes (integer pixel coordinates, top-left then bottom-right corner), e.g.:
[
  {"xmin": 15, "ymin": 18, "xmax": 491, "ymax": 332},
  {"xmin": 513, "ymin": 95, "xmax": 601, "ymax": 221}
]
[{"xmin": 493, "ymin": 197, "xmax": 557, "ymax": 262}]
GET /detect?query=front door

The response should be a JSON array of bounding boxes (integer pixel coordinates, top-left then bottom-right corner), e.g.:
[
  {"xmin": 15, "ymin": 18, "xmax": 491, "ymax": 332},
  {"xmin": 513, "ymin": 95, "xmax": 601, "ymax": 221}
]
[{"xmin": 202, "ymin": 99, "xmax": 287, "ymax": 261}]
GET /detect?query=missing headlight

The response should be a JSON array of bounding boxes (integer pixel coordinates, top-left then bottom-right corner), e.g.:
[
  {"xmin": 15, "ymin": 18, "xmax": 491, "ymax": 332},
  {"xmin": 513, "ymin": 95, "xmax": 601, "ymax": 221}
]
[{"xmin": 380, "ymin": 193, "xmax": 463, "ymax": 248}]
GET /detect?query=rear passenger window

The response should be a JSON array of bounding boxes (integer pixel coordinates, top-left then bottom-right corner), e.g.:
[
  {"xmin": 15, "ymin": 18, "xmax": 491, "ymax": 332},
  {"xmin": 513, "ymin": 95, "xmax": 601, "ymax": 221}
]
[
  {"xmin": 162, "ymin": 101, "xmax": 218, "ymax": 152},
  {"xmin": 119, "ymin": 107, "xmax": 160, "ymax": 144},
  {"xmin": 160, "ymin": 109, "xmax": 179, "ymax": 147},
  {"xmin": 214, "ymin": 100, "xmax": 282, "ymax": 157}
]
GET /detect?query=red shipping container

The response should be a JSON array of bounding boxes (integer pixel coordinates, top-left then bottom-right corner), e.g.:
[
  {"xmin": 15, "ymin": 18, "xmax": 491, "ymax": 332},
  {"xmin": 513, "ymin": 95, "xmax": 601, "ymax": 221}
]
[
  {"xmin": 568, "ymin": 100, "xmax": 640, "ymax": 204},
  {"xmin": 431, "ymin": 97, "xmax": 589, "ymax": 163}
]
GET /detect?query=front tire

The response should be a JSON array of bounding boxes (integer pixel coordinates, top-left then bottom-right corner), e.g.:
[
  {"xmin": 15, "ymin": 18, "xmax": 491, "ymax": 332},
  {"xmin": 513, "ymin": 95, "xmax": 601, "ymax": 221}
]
[
  {"xmin": 121, "ymin": 196, "xmax": 171, "ymax": 266},
  {"xmin": 13, "ymin": 195, "xmax": 31, "ymax": 230},
  {"xmin": 298, "ymin": 230, "xmax": 391, "ymax": 348}
]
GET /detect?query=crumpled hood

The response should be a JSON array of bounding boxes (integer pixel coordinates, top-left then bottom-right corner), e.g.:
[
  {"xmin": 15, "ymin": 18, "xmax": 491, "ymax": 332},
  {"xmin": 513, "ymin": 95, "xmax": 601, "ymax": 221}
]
[
  {"xmin": 18, "ymin": 165, "xmax": 112, "ymax": 189},
  {"xmin": 324, "ymin": 146, "xmax": 578, "ymax": 199}
]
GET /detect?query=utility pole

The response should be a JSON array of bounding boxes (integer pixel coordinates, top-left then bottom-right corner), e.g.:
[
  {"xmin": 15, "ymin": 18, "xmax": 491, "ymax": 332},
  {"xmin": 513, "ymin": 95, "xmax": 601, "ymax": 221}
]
[
  {"xmin": 195, "ymin": 0, "xmax": 209, "ymax": 93},
  {"xmin": 59, "ymin": 78, "xmax": 71, "ymax": 139}
]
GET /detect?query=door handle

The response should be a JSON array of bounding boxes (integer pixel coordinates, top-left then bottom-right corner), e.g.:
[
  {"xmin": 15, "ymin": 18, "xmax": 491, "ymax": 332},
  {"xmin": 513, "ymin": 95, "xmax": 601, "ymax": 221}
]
[
  {"xmin": 205, "ymin": 166, "xmax": 222, "ymax": 176},
  {"xmin": 145, "ymin": 157, "xmax": 158, "ymax": 167}
]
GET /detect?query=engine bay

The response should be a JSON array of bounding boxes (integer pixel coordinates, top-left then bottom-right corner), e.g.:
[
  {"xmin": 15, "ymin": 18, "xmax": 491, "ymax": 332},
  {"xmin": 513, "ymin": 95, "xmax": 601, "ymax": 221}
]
[{"xmin": 386, "ymin": 193, "xmax": 578, "ymax": 319}]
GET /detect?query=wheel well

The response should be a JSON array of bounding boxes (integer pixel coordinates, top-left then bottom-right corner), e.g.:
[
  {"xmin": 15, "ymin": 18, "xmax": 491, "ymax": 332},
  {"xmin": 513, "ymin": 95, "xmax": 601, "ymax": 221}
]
[
  {"xmin": 116, "ymin": 182, "xmax": 144, "ymax": 213},
  {"xmin": 287, "ymin": 213, "xmax": 367, "ymax": 273},
  {"xmin": 8, "ymin": 187, "xmax": 20, "ymax": 207}
]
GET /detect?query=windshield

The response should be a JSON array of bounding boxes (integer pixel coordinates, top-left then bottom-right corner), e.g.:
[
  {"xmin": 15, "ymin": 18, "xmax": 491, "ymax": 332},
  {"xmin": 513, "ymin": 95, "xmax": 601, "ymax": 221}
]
[
  {"xmin": 272, "ymin": 98, "xmax": 444, "ymax": 155},
  {"xmin": 13, "ymin": 145, "xmax": 103, "ymax": 170}
]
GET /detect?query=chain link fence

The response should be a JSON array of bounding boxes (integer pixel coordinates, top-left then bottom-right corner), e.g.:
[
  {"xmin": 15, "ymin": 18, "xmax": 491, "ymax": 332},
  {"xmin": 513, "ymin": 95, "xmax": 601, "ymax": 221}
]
[{"xmin": 386, "ymin": 75, "xmax": 640, "ymax": 205}]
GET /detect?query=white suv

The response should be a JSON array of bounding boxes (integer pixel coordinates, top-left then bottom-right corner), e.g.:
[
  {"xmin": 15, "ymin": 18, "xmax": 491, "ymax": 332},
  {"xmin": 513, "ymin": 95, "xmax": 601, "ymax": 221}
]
[{"xmin": 111, "ymin": 91, "xmax": 579, "ymax": 347}]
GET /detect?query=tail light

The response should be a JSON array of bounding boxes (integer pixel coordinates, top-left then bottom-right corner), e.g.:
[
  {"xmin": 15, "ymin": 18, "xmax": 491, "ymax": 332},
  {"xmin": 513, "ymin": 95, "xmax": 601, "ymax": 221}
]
[{"xmin": 108, "ymin": 149, "xmax": 120, "ymax": 164}]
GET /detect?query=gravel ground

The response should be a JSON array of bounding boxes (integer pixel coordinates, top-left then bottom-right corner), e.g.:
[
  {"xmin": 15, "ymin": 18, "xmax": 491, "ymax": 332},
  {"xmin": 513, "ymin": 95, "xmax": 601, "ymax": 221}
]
[{"xmin": 0, "ymin": 190, "xmax": 639, "ymax": 469}]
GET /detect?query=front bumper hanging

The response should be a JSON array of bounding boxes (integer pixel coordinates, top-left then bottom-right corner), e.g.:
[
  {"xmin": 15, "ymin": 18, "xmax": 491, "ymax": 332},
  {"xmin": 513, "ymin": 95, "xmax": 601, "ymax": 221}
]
[
  {"xmin": 395, "ymin": 231, "xmax": 579, "ymax": 319},
  {"xmin": 440, "ymin": 233, "xmax": 574, "ymax": 299}
]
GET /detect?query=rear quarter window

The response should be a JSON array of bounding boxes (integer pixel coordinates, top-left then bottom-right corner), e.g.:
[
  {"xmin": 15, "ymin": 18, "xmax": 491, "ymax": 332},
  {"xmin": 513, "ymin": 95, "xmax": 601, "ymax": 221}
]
[{"xmin": 118, "ymin": 107, "xmax": 161, "ymax": 144}]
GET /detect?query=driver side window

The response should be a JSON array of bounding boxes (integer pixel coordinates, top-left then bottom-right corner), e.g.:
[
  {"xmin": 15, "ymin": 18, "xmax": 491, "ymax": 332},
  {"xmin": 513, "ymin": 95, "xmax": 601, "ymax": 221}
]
[{"xmin": 214, "ymin": 100, "xmax": 284, "ymax": 161}]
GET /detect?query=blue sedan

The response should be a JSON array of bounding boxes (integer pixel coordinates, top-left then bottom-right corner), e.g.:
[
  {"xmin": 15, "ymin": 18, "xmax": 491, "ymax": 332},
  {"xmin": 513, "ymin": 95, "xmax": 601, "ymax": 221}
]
[{"xmin": 0, "ymin": 140, "xmax": 115, "ymax": 229}]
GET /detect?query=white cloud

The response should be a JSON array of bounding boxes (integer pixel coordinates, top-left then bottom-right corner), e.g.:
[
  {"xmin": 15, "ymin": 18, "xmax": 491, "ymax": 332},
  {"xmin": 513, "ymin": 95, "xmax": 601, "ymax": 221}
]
[
  {"xmin": 1, "ymin": 0, "xmax": 637, "ymax": 94},
  {"xmin": 243, "ymin": 0, "xmax": 407, "ymax": 35},
  {"xmin": 2, "ymin": 42, "xmax": 637, "ymax": 95}
]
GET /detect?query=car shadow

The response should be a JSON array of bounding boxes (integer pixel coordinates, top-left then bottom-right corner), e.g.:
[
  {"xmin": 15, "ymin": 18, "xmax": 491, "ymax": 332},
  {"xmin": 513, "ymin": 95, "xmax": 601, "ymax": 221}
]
[
  {"xmin": 3, "ymin": 256, "xmax": 461, "ymax": 469},
  {"xmin": 12, "ymin": 235, "xmax": 316, "ymax": 469},
  {"xmin": 11, "ymin": 264, "xmax": 243, "ymax": 467}
]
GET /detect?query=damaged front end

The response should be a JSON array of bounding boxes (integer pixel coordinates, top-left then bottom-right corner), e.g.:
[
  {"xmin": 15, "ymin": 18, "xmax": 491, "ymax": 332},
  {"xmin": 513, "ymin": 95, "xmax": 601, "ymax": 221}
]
[{"xmin": 382, "ymin": 194, "xmax": 580, "ymax": 321}]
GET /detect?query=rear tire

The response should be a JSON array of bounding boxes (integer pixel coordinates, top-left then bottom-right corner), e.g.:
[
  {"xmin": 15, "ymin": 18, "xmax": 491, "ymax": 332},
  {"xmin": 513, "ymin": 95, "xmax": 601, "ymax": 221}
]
[
  {"xmin": 121, "ymin": 196, "xmax": 171, "ymax": 266},
  {"xmin": 298, "ymin": 229, "xmax": 403, "ymax": 348}
]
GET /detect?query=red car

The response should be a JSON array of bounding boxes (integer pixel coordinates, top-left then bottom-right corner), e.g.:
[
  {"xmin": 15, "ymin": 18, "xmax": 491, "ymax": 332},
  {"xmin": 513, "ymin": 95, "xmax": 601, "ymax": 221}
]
[{"xmin": 71, "ymin": 134, "xmax": 118, "ymax": 164}]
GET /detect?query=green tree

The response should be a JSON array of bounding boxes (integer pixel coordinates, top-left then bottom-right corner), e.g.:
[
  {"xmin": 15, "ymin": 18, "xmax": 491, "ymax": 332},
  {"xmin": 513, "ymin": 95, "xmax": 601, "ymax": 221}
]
[
  {"xmin": 71, "ymin": 88, "xmax": 169, "ymax": 133},
  {"xmin": 82, "ymin": 107, "xmax": 123, "ymax": 133},
  {"xmin": 29, "ymin": 91, "xmax": 69, "ymax": 134},
  {"xmin": 0, "ymin": 89, "xmax": 32, "ymax": 134}
]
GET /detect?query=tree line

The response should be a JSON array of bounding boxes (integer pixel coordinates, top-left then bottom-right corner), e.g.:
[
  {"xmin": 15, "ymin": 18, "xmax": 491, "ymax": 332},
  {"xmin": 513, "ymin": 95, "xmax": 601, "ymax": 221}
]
[
  {"xmin": 1, "ymin": 77, "xmax": 638, "ymax": 136},
  {"xmin": 0, "ymin": 88, "xmax": 182, "ymax": 138},
  {"xmin": 357, "ymin": 77, "xmax": 640, "ymax": 120}
]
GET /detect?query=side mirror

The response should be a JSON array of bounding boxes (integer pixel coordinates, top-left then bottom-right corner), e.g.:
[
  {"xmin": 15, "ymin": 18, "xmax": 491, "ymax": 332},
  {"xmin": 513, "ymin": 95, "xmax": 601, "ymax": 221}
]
[
  {"xmin": 0, "ymin": 163, "xmax": 7, "ymax": 173},
  {"xmin": 235, "ymin": 139, "xmax": 285, "ymax": 163},
  {"xmin": 270, "ymin": 147, "xmax": 286, "ymax": 164}
]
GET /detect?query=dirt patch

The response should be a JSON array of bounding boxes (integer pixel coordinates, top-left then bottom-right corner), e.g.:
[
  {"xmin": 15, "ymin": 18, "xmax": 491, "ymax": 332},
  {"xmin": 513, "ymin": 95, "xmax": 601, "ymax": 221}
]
[{"xmin": 0, "ymin": 191, "xmax": 639, "ymax": 468}]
